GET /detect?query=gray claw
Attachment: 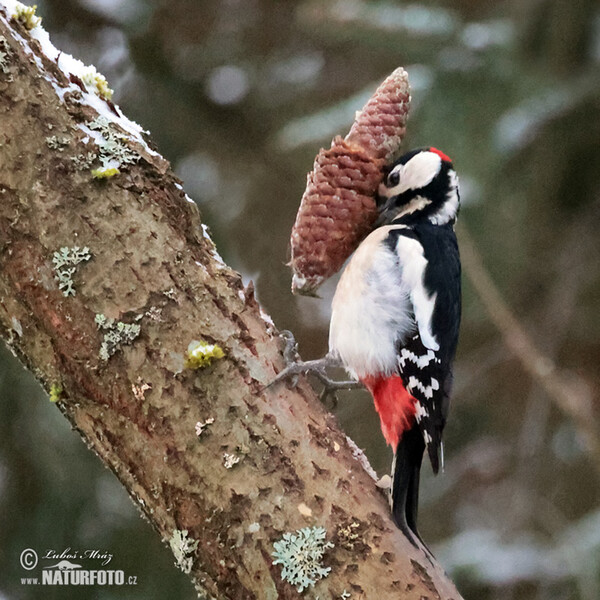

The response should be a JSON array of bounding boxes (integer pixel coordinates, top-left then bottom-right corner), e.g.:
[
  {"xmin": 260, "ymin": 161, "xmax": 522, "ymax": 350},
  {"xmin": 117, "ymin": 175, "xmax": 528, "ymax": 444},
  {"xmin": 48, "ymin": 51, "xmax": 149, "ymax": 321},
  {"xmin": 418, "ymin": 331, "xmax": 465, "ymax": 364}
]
[
  {"xmin": 279, "ymin": 330, "xmax": 299, "ymax": 364},
  {"xmin": 266, "ymin": 338, "xmax": 363, "ymax": 400}
]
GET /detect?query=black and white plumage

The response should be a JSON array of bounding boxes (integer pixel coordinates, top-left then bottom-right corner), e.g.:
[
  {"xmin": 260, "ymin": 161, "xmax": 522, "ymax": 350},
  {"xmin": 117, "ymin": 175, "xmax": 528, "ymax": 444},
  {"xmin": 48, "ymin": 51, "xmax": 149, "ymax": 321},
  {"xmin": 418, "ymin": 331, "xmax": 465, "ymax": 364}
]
[{"xmin": 328, "ymin": 147, "xmax": 461, "ymax": 545}]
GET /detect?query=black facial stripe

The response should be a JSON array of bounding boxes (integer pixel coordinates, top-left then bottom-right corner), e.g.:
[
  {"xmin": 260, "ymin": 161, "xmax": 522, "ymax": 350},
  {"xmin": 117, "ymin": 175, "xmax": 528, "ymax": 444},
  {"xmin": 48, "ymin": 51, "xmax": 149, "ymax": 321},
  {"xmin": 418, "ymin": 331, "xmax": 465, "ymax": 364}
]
[{"xmin": 380, "ymin": 163, "xmax": 454, "ymax": 222}]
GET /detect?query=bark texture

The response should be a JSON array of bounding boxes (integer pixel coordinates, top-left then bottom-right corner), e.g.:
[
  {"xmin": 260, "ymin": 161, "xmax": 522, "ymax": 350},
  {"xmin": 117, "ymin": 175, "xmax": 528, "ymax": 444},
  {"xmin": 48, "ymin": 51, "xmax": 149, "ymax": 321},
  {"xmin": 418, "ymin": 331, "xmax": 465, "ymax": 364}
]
[{"xmin": 0, "ymin": 10, "xmax": 463, "ymax": 600}]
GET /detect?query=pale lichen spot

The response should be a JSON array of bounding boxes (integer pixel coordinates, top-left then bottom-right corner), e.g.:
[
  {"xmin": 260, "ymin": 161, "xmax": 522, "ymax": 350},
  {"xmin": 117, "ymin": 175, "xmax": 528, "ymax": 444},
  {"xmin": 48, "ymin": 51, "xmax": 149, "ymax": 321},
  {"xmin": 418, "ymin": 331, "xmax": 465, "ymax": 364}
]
[
  {"xmin": 95, "ymin": 313, "xmax": 141, "ymax": 360},
  {"xmin": 169, "ymin": 529, "xmax": 198, "ymax": 575},
  {"xmin": 223, "ymin": 453, "xmax": 240, "ymax": 469},
  {"xmin": 297, "ymin": 502, "xmax": 313, "ymax": 517},
  {"xmin": 194, "ymin": 417, "xmax": 215, "ymax": 437},
  {"xmin": 272, "ymin": 526, "xmax": 334, "ymax": 593},
  {"xmin": 247, "ymin": 522, "xmax": 260, "ymax": 534},
  {"xmin": 131, "ymin": 378, "xmax": 151, "ymax": 402},
  {"xmin": 0, "ymin": 36, "xmax": 13, "ymax": 76},
  {"xmin": 52, "ymin": 246, "xmax": 92, "ymax": 297}
]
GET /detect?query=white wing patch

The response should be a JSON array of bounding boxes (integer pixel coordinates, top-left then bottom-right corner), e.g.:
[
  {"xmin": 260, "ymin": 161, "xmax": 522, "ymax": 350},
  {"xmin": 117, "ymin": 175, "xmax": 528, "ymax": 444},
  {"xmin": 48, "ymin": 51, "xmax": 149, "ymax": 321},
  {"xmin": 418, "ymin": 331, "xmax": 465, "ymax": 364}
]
[
  {"xmin": 414, "ymin": 400, "xmax": 429, "ymax": 423},
  {"xmin": 398, "ymin": 347, "xmax": 439, "ymax": 369},
  {"xmin": 408, "ymin": 375, "xmax": 439, "ymax": 400},
  {"xmin": 395, "ymin": 234, "xmax": 439, "ymax": 351}
]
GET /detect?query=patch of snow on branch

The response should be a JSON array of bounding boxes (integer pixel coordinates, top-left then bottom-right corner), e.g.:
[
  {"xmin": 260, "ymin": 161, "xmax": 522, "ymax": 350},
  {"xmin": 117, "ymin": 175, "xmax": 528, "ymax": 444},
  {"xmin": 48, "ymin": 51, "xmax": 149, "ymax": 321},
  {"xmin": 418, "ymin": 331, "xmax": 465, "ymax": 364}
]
[{"xmin": 0, "ymin": 1, "xmax": 157, "ymax": 157}]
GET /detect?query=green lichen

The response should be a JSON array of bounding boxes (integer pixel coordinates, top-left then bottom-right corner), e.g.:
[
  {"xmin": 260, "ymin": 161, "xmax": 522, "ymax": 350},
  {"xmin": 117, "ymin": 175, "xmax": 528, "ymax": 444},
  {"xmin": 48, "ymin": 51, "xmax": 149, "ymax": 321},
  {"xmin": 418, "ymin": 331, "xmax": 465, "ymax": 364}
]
[
  {"xmin": 49, "ymin": 383, "xmax": 62, "ymax": 403},
  {"xmin": 52, "ymin": 246, "xmax": 92, "ymax": 296},
  {"xmin": 169, "ymin": 529, "xmax": 199, "ymax": 575},
  {"xmin": 0, "ymin": 36, "xmax": 13, "ymax": 76},
  {"xmin": 91, "ymin": 166, "xmax": 119, "ymax": 179},
  {"xmin": 88, "ymin": 116, "xmax": 138, "ymax": 169},
  {"xmin": 95, "ymin": 313, "xmax": 141, "ymax": 360},
  {"xmin": 46, "ymin": 135, "xmax": 69, "ymax": 151},
  {"xmin": 70, "ymin": 152, "xmax": 96, "ymax": 170},
  {"xmin": 13, "ymin": 3, "xmax": 41, "ymax": 30},
  {"xmin": 81, "ymin": 66, "xmax": 113, "ymax": 100},
  {"xmin": 272, "ymin": 526, "xmax": 334, "ymax": 593},
  {"xmin": 184, "ymin": 340, "xmax": 225, "ymax": 369}
]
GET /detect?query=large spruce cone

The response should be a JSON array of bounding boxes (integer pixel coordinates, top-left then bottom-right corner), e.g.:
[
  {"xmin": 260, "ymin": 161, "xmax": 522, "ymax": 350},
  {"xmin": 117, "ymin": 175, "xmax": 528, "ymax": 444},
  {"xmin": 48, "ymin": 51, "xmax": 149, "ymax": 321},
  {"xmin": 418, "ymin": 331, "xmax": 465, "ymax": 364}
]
[{"xmin": 290, "ymin": 67, "xmax": 411, "ymax": 295}]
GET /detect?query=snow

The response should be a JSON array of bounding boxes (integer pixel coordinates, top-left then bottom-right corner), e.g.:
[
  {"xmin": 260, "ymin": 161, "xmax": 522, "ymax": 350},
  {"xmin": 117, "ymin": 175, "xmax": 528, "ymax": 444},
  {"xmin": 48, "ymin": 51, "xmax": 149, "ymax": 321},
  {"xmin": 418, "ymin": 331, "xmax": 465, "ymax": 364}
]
[
  {"xmin": 0, "ymin": 1, "xmax": 157, "ymax": 156},
  {"xmin": 201, "ymin": 224, "xmax": 226, "ymax": 267},
  {"xmin": 344, "ymin": 435, "xmax": 378, "ymax": 481}
]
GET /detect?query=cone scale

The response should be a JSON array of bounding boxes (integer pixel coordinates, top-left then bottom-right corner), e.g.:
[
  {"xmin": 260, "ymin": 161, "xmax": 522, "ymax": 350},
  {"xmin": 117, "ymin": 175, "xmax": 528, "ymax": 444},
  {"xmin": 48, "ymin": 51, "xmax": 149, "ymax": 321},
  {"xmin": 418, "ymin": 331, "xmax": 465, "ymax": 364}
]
[{"xmin": 290, "ymin": 67, "xmax": 411, "ymax": 295}]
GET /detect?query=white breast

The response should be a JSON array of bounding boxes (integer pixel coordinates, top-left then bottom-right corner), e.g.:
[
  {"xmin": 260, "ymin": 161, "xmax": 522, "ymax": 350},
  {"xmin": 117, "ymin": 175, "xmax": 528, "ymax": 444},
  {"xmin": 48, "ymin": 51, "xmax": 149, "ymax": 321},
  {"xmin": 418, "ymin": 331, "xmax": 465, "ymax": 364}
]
[{"xmin": 328, "ymin": 226, "xmax": 416, "ymax": 379}]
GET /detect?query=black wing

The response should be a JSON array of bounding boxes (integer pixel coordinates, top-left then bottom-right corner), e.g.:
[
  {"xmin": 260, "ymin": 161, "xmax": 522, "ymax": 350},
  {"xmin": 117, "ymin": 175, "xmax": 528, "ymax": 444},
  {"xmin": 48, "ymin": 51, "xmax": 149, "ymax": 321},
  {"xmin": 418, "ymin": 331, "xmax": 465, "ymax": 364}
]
[{"xmin": 394, "ymin": 223, "xmax": 461, "ymax": 473}]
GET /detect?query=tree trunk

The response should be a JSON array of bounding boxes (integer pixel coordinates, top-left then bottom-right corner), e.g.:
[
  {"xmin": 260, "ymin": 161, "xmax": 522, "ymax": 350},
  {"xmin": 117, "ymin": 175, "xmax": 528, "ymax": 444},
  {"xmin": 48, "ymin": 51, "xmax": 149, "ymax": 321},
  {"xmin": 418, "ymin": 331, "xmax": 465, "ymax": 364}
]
[{"xmin": 0, "ymin": 7, "xmax": 463, "ymax": 599}]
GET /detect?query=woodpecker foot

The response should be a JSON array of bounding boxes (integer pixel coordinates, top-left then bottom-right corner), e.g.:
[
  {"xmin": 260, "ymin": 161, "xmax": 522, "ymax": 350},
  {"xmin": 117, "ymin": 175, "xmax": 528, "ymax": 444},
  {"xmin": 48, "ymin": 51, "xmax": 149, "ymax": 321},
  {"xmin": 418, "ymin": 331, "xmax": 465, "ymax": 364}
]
[{"xmin": 267, "ymin": 331, "xmax": 362, "ymax": 403}]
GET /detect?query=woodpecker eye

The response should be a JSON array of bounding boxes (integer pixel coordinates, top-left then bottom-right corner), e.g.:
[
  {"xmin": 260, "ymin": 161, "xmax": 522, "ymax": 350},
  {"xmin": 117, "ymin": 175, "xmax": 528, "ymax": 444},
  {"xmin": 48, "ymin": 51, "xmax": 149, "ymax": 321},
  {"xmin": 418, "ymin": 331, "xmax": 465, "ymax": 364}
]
[{"xmin": 387, "ymin": 170, "xmax": 400, "ymax": 187}]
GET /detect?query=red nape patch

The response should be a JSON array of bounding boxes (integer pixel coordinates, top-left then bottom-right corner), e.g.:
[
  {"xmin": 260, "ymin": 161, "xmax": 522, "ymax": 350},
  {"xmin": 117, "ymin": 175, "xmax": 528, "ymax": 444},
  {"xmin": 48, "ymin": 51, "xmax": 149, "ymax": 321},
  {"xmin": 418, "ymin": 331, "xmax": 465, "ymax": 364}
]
[
  {"xmin": 361, "ymin": 375, "xmax": 417, "ymax": 449},
  {"xmin": 429, "ymin": 147, "xmax": 452, "ymax": 163}
]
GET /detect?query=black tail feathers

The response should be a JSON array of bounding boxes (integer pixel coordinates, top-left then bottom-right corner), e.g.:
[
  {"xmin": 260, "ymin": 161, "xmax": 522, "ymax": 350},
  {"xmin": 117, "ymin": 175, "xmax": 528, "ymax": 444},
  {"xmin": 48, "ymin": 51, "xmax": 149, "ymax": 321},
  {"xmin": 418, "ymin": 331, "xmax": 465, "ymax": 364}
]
[{"xmin": 391, "ymin": 426, "xmax": 426, "ymax": 547}]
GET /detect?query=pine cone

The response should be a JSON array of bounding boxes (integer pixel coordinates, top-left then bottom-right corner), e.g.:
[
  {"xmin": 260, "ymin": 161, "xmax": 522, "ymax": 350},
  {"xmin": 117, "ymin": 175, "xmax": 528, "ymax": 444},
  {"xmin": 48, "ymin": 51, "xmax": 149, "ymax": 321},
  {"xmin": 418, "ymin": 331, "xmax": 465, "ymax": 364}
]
[{"xmin": 290, "ymin": 67, "xmax": 411, "ymax": 295}]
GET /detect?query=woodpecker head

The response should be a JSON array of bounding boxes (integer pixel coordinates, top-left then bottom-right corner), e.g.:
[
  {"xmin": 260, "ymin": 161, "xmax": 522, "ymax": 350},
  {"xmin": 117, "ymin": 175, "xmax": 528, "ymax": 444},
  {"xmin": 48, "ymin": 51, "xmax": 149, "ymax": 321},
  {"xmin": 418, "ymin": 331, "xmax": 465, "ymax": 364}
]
[{"xmin": 376, "ymin": 148, "xmax": 459, "ymax": 227}]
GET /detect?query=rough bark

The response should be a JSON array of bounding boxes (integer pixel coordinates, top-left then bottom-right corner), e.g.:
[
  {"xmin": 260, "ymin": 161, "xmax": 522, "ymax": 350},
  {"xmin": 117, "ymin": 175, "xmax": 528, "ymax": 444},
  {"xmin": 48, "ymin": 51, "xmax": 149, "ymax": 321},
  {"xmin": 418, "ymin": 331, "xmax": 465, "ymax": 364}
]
[{"xmin": 0, "ymin": 9, "xmax": 463, "ymax": 600}]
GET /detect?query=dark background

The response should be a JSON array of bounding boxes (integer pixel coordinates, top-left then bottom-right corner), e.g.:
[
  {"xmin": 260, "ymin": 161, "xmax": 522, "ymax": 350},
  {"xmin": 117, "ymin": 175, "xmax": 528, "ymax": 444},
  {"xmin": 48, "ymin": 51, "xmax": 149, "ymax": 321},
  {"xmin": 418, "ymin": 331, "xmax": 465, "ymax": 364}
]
[{"xmin": 1, "ymin": 0, "xmax": 599, "ymax": 598}]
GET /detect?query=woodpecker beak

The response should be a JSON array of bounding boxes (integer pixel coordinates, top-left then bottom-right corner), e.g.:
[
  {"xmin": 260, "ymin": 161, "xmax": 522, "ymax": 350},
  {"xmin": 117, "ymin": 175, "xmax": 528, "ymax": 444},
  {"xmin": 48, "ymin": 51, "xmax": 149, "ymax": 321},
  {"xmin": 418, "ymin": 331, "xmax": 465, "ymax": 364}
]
[{"xmin": 375, "ymin": 194, "xmax": 401, "ymax": 227}]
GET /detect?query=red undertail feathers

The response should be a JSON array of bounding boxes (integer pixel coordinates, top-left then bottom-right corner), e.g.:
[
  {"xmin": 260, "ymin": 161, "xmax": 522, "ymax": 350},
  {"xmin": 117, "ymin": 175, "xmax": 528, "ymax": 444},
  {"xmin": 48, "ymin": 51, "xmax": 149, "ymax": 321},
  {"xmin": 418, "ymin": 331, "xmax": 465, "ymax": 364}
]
[{"xmin": 361, "ymin": 374, "xmax": 417, "ymax": 449}]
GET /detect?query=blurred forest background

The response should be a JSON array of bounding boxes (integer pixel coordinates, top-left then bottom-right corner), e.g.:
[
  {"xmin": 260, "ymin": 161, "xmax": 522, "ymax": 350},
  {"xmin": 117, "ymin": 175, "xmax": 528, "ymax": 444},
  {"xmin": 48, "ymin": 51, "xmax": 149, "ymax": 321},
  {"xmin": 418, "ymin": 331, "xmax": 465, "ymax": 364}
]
[{"xmin": 1, "ymin": 0, "xmax": 599, "ymax": 599}]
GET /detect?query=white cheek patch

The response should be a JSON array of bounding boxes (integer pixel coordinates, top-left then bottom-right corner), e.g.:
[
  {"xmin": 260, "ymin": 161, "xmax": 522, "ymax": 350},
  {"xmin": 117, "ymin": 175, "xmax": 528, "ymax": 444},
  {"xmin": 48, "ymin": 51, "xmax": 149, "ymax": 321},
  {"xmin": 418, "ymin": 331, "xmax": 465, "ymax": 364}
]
[
  {"xmin": 395, "ymin": 195, "xmax": 431, "ymax": 220},
  {"xmin": 385, "ymin": 152, "xmax": 443, "ymax": 196}
]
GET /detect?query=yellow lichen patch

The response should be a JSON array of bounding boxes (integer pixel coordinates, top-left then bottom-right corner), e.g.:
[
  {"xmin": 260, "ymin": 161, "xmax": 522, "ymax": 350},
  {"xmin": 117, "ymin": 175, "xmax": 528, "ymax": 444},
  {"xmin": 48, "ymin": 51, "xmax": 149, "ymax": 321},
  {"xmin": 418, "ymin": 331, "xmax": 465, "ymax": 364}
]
[
  {"xmin": 184, "ymin": 340, "xmax": 225, "ymax": 369},
  {"xmin": 49, "ymin": 383, "xmax": 62, "ymax": 403},
  {"xmin": 81, "ymin": 67, "xmax": 114, "ymax": 100},
  {"xmin": 94, "ymin": 75, "xmax": 113, "ymax": 100},
  {"xmin": 91, "ymin": 166, "xmax": 119, "ymax": 179},
  {"xmin": 13, "ymin": 3, "xmax": 41, "ymax": 30}
]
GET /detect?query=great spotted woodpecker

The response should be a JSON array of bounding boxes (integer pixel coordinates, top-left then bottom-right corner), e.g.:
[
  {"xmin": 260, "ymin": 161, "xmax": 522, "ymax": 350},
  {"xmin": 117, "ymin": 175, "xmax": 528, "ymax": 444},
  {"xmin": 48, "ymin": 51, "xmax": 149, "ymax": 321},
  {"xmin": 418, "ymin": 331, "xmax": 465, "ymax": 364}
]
[
  {"xmin": 328, "ymin": 147, "xmax": 461, "ymax": 545},
  {"xmin": 273, "ymin": 147, "xmax": 461, "ymax": 546}
]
